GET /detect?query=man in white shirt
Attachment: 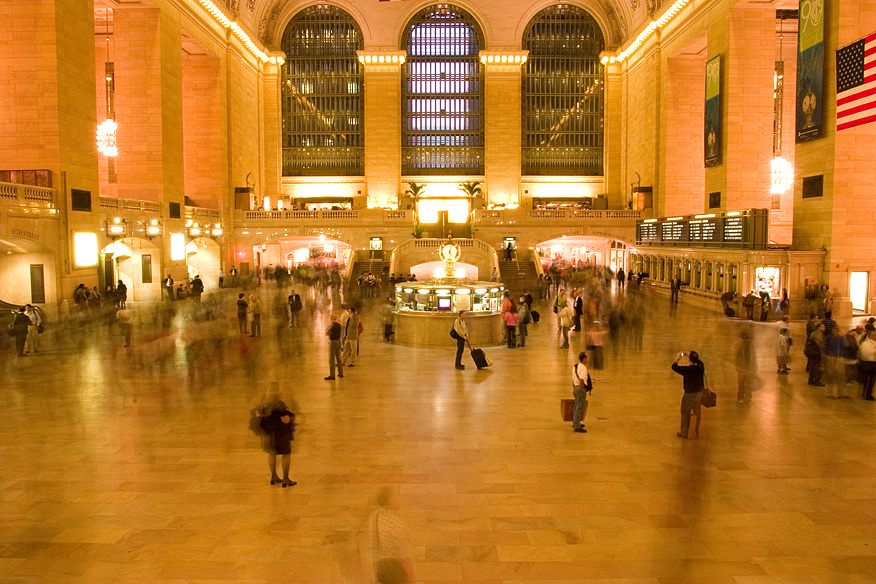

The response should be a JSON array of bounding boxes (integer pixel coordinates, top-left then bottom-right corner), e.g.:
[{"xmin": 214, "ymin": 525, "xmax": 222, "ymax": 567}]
[
  {"xmin": 858, "ymin": 327, "xmax": 876, "ymax": 400},
  {"xmin": 452, "ymin": 311, "xmax": 469, "ymax": 370},
  {"xmin": 572, "ymin": 352, "xmax": 593, "ymax": 433}
]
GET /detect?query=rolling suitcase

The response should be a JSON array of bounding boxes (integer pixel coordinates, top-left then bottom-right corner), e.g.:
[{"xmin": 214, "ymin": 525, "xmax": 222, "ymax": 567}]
[
  {"xmin": 470, "ymin": 348, "xmax": 492, "ymax": 369},
  {"xmin": 531, "ymin": 310, "xmax": 540, "ymax": 323}
]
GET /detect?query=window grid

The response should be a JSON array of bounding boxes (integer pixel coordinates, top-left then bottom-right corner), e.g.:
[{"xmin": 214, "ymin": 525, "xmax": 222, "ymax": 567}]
[
  {"xmin": 523, "ymin": 6, "xmax": 605, "ymax": 176},
  {"xmin": 281, "ymin": 6, "xmax": 364, "ymax": 176},
  {"xmin": 402, "ymin": 5, "xmax": 484, "ymax": 175}
]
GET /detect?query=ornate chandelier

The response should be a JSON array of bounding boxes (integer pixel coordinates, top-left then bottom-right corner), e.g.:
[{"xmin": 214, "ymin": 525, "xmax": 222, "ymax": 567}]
[
  {"xmin": 96, "ymin": 119, "xmax": 117, "ymax": 157},
  {"xmin": 770, "ymin": 156, "xmax": 793, "ymax": 194}
]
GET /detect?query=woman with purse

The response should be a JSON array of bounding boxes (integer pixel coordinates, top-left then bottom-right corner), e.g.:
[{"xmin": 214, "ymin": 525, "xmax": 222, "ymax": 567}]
[{"xmin": 23, "ymin": 304, "xmax": 41, "ymax": 354}]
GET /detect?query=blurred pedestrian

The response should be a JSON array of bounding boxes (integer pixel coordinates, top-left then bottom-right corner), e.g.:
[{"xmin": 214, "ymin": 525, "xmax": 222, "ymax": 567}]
[
  {"xmin": 368, "ymin": 487, "xmax": 414, "ymax": 584},
  {"xmin": 253, "ymin": 382, "xmax": 296, "ymax": 487},
  {"xmin": 325, "ymin": 314, "xmax": 344, "ymax": 380},
  {"xmin": 237, "ymin": 293, "xmax": 248, "ymax": 334},
  {"xmin": 10, "ymin": 307, "xmax": 31, "ymax": 357},
  {"xmin": 248, "ymin": 294, "xmax": 262, "ymax": 337},
  {"xmin": 736, "ymin": 329, "xmax": 756, "ymax": 403},
  {"xmin": 777, "ymin": 316, "xmax": 792, "ymax": 374},
  {"xmin": 23, "ymin": 304, "xmax": 41, "ymax": 354}
]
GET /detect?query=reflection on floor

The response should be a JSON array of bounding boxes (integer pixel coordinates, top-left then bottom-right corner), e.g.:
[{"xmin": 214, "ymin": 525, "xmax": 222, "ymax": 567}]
[{"xmin": 1, "ymin": 285, "xmax": 876, "ymax": 583}]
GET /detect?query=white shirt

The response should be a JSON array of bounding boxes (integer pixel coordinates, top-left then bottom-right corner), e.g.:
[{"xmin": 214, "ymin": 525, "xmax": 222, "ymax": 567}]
[
  {"xmin": 573, "ymin": 363, "xmax": 590, "ymax": 388},
  {"xmin": 859, "ymin": 337, "xmax": 876, "ymax": 362},
  {"xmin": 452, "ymin": 317, "xmax": 468, "ymax": 339}
]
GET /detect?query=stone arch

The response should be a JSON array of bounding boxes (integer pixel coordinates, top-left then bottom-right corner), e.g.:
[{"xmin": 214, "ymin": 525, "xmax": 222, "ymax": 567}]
[
  {"xmin": 262, "ymin": 0, "xmax": 373, "ymax": 49},
  {"xmin": 514, "ymin": 0, "xmax": 628, "ymax": 49}
]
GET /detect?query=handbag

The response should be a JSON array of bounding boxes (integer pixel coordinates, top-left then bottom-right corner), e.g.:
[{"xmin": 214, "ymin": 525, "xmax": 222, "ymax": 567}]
[
  {"xmin": 37, "ymin": 324, "xmax": 44, "ymax": 334},
  {"xmin": 701, "ymin": 373, "xmax": 717, "ymax": 408}
]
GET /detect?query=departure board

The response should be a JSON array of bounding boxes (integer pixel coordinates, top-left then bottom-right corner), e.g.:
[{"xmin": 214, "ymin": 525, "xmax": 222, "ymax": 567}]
[{"xmin": 635, "ymin": 209, "xmax": 768, "ymax": 249}]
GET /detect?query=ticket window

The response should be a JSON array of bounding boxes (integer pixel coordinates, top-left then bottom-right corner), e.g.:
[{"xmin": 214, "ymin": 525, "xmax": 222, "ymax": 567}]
[
  {"xmin": 705, "ymin": 262, "xmax": 712, "ymax": 291},
  {"xmin": 717, "ymin": 263, "xmax": 725, "ymax": 292},
  {"xmin": 730, "ymin": 264, "xmax": 738, "ymax": 293},
  {"xmin": 693, "ymin": 262, "xmax": 701, "ymax": 288}
]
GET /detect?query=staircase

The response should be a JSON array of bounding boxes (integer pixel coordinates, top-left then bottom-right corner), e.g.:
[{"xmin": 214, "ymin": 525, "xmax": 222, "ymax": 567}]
[
  {"xmin": 347, "ymin": 260, "xmax": 390, "ymax": 293},
  {"xmin": 498, "ymin": 259, "xmax": 540, "ymax": 297}
]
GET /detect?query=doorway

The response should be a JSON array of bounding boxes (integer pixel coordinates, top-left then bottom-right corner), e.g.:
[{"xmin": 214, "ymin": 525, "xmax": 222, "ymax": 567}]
[{"xmin": 850, "ymin": 271, "xmax": 869, "ymax": 313}]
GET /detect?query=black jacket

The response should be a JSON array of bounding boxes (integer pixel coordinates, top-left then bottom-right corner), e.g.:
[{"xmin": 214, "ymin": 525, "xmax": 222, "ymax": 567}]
[{"xmin": 672, "ymin": 361, "xmax": 705, "ymax": 393}]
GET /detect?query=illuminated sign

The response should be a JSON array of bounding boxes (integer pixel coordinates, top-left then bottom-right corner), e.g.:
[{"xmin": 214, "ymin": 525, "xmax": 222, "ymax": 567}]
[{"xmin": 635, "ymin": 209, "xmax": 768, "ymax": 249}]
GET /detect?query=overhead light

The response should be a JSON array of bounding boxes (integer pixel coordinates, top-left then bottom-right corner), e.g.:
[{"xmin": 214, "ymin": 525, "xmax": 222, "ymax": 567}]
[{"xmin": 96, "ymin": 119, "xmax": 118, "ymax": 156}]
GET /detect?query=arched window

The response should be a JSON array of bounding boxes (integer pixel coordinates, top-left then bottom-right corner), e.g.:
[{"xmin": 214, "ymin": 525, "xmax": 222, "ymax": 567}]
[
  {"xmin": 522, "ymin": 6, "xmax": 605, "ymax": 176},
  {"xmin": 402, "ymin": 4, "xmax": 484, "ymax": 175},
  {"xmin": 281, "ymin": 6, "xmax": 363, "ymax": 176}
]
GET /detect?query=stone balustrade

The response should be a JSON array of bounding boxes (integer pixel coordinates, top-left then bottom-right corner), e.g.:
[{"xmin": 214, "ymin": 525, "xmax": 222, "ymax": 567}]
[{"xmin": 0, "ymin": 182, "xmax": 56, "ymax": 209}]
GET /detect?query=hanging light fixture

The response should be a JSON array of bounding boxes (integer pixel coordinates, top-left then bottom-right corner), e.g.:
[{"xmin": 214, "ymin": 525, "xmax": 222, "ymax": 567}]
[
  {"xmin": 770, "ymin": 14, "xmax": 792, "ymax": 198},
  {"xmin": 97, "ymin": 9, "xmax": 118, "ymax": 158}
]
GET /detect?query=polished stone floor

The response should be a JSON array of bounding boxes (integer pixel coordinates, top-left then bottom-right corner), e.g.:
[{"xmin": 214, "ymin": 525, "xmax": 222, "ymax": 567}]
[{"xmin": 2, "ymin": 286, "xmax": 876, "ymax": 583}]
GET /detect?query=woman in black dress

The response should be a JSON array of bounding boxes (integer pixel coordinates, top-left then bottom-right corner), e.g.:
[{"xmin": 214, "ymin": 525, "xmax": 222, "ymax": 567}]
[{"xmin": 254, "ymin": 382, "xmax": 296, "ymax": 487}]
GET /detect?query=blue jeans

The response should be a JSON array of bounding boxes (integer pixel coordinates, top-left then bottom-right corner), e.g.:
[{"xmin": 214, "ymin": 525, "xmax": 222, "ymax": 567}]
[{"xmin": 572, "ymin": 386, "xmax": 589, "ymax": 429}]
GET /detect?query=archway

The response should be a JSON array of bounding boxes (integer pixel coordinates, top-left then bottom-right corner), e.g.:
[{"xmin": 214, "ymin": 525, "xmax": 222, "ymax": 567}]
[
  {"xmin": 100, "ymin": 238, "xmax": 161, "ymax": 302},
  {"xmin": 535, "ymin": 235, "xmax": 630, "ymax": 272},
  {"xmin": 252, "ymin": 236, "xmax": 353, "ymax": 282},
  {"xmin": 185, "ymin": 238, "xmax": 221, "ymax": 291},
  {"xmin": 0, "ymin": 236, "xmax": 57, "ymax": 311}
]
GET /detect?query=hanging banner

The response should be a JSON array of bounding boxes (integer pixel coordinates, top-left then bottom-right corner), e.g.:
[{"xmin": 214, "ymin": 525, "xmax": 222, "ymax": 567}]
[
  {"xmin": 796, "ymin": 0, "xmax": 825, "ymax": 142},
  {"xmin": 704, "ymin": 54, "xmax": 722, "ymax": 167}
]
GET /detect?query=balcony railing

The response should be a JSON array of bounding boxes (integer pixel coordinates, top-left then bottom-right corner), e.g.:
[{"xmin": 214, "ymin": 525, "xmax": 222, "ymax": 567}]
[
  {"xmin": 282, "ymin": 147, "xmax": 364, "ymax": 176},
  {"xmin": 99, "ymin": 196, "xmax": 161, "ymax": 213},
  {"xmin": 472, "ymin": 208, "xmax": 644, "ymax": 224},
  {"xmin": 0, "ymin": 182, "xmax": 56, "ymax": 208},
  {"xmin": 235, "ymin": 209, "xmax": 414, "ymax": 223}
]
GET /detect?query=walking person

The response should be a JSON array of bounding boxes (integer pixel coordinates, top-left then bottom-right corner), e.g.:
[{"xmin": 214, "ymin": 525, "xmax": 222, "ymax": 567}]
[
  {"xmin": 382, "ymin": 299, "xmax": 395, "ymax": 342},
  {"xmin": 557, "ymin": 302, "xmax": 574, "ymax": 348},
  {"xmin": 502, "ymin": 303, "xmax": 518, "ymax": 348},
  {"xmin": 451, "ymin": 310, "xmax": 468, "ymax": 370},
  {"xmin": 805, "ymin": 321, "xmax": 826, "ymax": 386},
  {"xmin": 345, "ymin": 306, "xmax": 361, "ymax": 366},
  {"xmin": 190, "ymin": 275, "xmax": 204, "ymax": 302},
  {"xmin": 23, "ymin": 304, "xmax": 41, "ymax": 354},
  {"xmin": 736, "ymin": 329, "xmax": 757, "ymax": 404},
  {"xmin": 585, "ymin": 321, "xmax": 607, "ymax": 380},
  {"xmin": 368, "ymin": 487, "xmax": 415, "ymax": 584},
  {"xmin": 287, "ymin": 289, "xmax": 302, "ymax": 327},
  {"xmin": 857, "ymin": 326, "xmax": 876, "ymax": 400},
  {"xmin": 116, "ymin": 305, "xmax": 133, "ymax": 347},
  {"xmin": 229, "ymin": 266, "xmax": 238, "ymax": 286},
  {"xmin": 237, "ymin": 293, "xmax": 248, "ymax": 334},
  {"xmin": 516, "ymin": 297, "xmax": 530, "ymax": 347},
  {"xmin": 571, "ymin": 351, "xmax": 593, "ymax": 433},
  {"xmin": 218, "ymin": 268, "xmax": 225, "ymax": 289},
  {"xmin": 163, "ymin": 274, "xmax": 175, "ymax": 301},
  {"xmin": 743, "ymin": 290, "xmax": 758, "ymax": 320},
  {"xmin": 116, "ymin": 280, "xmax": 127, "ymax": 308},
  {"xmin": 248, "ymin": 294, "xmax": 262, "ymax": 337},
  {"xmin": 10, "ymin": 307, "xmax": 31, "ymax": 357},
  {"xmin": 777, "ymin": 316, "xmax": 792, "ymax": 374},
  {"xmin": 672, "ymin": 350, "xmax": 705, "ymax": 439},
  {"xmin": 670, "ymin": 275, "xmax": 682, "ymax": 303},
  {"xmin": 253, "ymin": 382, "xmax": 296, "ymax": 487},
  {"xmin": 325, "ymin": 314, "xmax": 344, "ymax": 380}
]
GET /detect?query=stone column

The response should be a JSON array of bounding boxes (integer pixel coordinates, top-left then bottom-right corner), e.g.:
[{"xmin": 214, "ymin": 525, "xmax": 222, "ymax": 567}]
[
  {"xmin": 705, "ymin": 5, "xmax": 775, "ymax": 213},
  {"xmin": 480, "ymin": 51, "xmax": 527, "ymax": 206},
  {"xmin": 602, "ymin": 58, "xmax": 624, "ymax": 209},
  {"xmin": 262, "ymin": 58, "xmax": 283, "ymax": 205},
  {"xmin": 358, "ymin": 51, "xmax": 405, "ymax": 208}
]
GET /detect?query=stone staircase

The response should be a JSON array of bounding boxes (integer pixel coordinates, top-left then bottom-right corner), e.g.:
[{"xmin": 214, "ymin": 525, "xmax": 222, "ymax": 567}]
[
  {"xmin": 498, "ymin": 259, "xmax": 540, "ymax": 297},
  {"xmin": 347, "ymin": 260, "xmax": 390, "ymax": 293}
]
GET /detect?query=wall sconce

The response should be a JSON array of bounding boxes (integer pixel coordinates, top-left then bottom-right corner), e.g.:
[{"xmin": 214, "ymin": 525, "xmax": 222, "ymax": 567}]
[
  {"xmin": 189, "ymin": 223, "xmax": 202, "ymax": 237},
  {"xmin": 211, "ymin": 224, "xmax": 223, "ymax": 237},
  {"xmin": 144, "ymin": 218, "xmax": 162, "ymax": 239},
  {"xmin": 106, "ymin": 217, "xmax": 128, "ymax": 239}
]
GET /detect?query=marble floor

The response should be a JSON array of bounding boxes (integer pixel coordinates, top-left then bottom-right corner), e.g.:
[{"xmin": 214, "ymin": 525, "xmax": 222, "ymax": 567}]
[{"xmin": 2, "ymin": 286, "xmax": 876, "ymax": 584}]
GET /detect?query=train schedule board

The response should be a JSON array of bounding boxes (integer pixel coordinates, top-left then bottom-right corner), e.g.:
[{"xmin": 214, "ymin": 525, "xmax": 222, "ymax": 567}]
[{"xmin": 635, "ymin": 209, "xmax": 768, "ymax": 249}]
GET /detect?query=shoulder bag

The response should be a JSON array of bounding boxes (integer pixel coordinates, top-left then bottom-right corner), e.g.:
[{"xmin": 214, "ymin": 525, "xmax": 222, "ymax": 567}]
[{"xmin": 701, "ymin": 373, "xmax": 717, "ymax": 408}]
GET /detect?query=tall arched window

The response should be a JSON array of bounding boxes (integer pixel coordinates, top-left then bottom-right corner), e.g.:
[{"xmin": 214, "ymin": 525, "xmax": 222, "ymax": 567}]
[
  {"xmin": 402, "ymin": 4, "xmax": 484, "ymax": 175},
  {"xmin": 281, "ymin": 6, "xmax": 363, "ymax": 176},
  {"xmin": 522, "ymin": 5, "xmax": 605, "ymax": 175}
]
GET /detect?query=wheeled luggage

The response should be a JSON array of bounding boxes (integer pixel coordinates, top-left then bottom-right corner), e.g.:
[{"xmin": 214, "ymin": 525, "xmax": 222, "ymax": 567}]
[
  {"xmin": 531, "ymin": 310, "xmax": 540, "ymax": 323},
  {"xmin": 470, "ymin": 348, "xmax": 492, "ymax": 369}
]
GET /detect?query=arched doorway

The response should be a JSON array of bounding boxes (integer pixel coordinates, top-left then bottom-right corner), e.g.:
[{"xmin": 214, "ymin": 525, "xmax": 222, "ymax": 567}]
[
  {"xmin": 252, "ymin": 236, "xmax": 353, "ymax": 282},
  {"xmin": 186, "ymin": 238, "xmax": 221, "ymax": 291},
  {"xmin": 0, "ymin": 236, "xmax": 57, "ymax": 312},
  {"xmin": 100, "ymin": 238, "xmax": 161, "ymax": 302},
  {"xmin": 535, "ymin": 236, "xmax": 630, "ymax": 272}
]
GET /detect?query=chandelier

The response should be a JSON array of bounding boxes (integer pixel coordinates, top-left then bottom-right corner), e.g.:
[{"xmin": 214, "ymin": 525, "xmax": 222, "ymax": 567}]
[
  {"xmin": 97, "ymin": 119, "xmax": 118, "ymax": 157},
  {"xmin": 770, "ymin": 156, "xmax": 793, "ymax": 194}
]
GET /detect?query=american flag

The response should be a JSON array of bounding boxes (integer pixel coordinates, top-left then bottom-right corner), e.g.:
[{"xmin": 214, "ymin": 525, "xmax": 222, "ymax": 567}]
[{"xmin": 836, "ymin": 33, "xmax": 876, "ymax": 131}]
